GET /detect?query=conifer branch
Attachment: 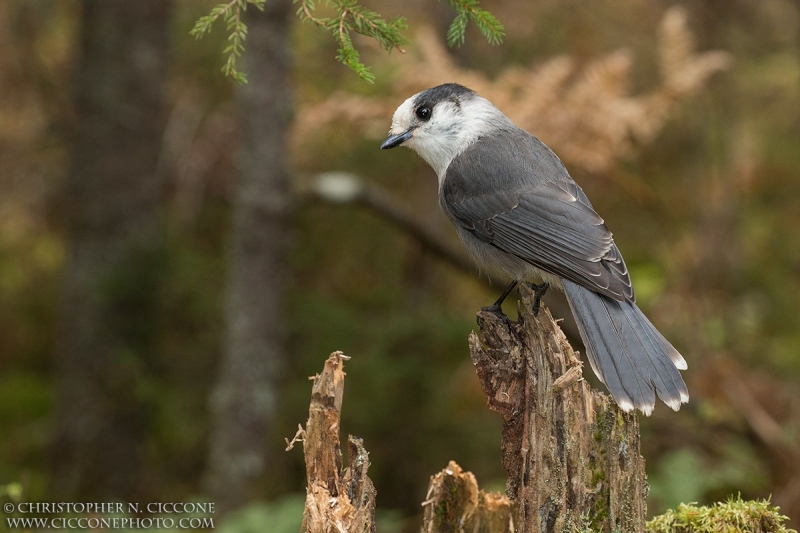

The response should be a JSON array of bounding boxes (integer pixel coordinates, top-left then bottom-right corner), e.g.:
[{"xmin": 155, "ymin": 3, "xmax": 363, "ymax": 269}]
[
  {"xmin": 190, "ymin": 0, "xmax": 265, "ymax": 84},
  {"xmin": 444, "ymin": 0, "xmax": 505, "ymax": 47},
  {"xmin": 295, "ymin": 0, "xmax": 409, "ymax": 83},
  {"xmin": 192, "ymin": 0, "xmax": 504, "ymax": 83}
]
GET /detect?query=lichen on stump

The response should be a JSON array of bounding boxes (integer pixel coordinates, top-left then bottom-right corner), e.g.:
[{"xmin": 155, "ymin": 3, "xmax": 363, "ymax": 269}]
[{"xmin": 469, "ymin": 285, "xmax": 648, "ymax": 533}]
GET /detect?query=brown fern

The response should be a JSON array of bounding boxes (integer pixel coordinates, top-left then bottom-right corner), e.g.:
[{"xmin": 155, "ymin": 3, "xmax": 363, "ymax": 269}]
[{"xmin": 293, "ymin": 6, "xmax": 732, "ymax": 175}]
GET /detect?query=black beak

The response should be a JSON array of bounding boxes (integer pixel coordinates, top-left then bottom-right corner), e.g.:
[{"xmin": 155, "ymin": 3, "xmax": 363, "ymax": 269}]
[{"xmin": 380, "ymin": 128, "xmax": 414, "ymax": 150}]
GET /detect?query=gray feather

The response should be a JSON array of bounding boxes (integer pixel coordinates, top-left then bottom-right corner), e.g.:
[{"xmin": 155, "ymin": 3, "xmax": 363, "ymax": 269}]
[
  {"xmin": 387, "ymin": 83, "xmax": 688, "ymax": 414},
  {"xmin": 562, "ymin": 280, "xmax": 688, "ymax": 413},
  {"xmin": 441, "ymin": 128, "xmax": 634, "ymax": 302}
]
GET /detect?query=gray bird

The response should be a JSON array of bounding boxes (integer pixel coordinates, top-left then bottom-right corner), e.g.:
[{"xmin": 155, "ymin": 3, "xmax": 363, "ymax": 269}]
[{"xmin": 380, "ymin": 83, "xmax": 688, "ymax": 415}]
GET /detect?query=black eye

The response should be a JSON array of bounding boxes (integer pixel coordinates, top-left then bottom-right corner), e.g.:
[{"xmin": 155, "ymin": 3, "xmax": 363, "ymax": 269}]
[{"xmin": 416, "ymin": 106, "xmax": 432, "ymax": 121}]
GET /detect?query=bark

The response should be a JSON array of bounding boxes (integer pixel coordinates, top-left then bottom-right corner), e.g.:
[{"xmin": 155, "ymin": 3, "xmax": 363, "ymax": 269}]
[
  {"xmin": 52, "ymin": 0, "xmax": 171, "ymax": 500},
  {"xmin": 469, "ymin": 285, "xmax": 647, "ymax": 533},
  {"xmin": 287, "ymin": 352, "xmax": 377, "ymax": 533},
  {"xmin": 293, "ymin": 291, "xmax": 646, "ymax": 533},
  {"xmin": 204, "ymin": 0, "xmax": 293, "ymax": 514}
]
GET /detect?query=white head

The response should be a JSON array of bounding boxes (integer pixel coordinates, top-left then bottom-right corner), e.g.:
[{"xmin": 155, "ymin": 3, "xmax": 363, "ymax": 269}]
[{"xmin": 381, "ymin": 83, "xmax": 513, "ymax": 180}]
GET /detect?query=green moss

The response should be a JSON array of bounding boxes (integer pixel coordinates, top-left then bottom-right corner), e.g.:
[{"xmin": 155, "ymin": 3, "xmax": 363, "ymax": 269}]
[
  {"xmin": 646, "ymin": 495, "xmax": 796, "ymax": 533},
  {"xmin": 590, "ymin": 468, "xmax": 606, "ymax": 486},
  {"xmin": 589, "ymin": 497, "xmax": 610, "ymax": 532},
  {"xmin": 434, "ymin": 501, "xmax": 447, "ymax": 528},
  {"xmin": 585, "ymin": 406, "xmax": 615, "ymax": 531}
]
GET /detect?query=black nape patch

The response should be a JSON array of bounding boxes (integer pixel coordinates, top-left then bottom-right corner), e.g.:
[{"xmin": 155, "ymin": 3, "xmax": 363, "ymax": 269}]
[{"xmin": 414, "ymin": 83, "xmax": 476, "ymax": 112}]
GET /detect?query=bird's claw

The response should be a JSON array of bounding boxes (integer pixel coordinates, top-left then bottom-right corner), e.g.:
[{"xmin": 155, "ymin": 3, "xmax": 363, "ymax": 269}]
[
  {"xmin": 479, "ymin": 303, "xmax": 512, "ymax": 329},
  {"xmin": 525, "ymin": 282, "xmax": 550, "ymax": 316}
]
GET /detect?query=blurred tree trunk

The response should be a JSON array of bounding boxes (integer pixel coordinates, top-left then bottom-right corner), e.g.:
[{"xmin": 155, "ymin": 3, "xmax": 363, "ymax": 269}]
[
  {"xmin": 204, "ymin": 0, "xmax": 293, "ymax": 515},
  {"xmin": 52, "ymin": 0, "xmax": 171, "ymax": 499}
]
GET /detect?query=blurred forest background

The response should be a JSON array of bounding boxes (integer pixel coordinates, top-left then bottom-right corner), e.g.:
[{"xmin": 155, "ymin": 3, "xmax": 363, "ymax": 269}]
[{"xmin": 1, "ymin": 0, "xmax": 800, "ymax": 531}]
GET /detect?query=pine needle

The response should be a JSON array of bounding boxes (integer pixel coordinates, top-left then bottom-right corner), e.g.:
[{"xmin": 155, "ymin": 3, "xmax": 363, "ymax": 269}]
[
  {"xmin": 190, "ymin": 0, "xmax": 266, "ymax": 84},
  {"xmin": 192, "ymin": 0, "xmax": 504, "ymax": 83}
]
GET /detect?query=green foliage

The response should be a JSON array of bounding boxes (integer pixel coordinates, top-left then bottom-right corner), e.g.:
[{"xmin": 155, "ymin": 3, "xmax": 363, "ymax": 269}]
[
  {"xmin": 191, "ymin": 0, "xmax": 504, "ymax": 83},
  {"xmin": 294, "ymin": 0, "xmax": 503, "ymax": 82},
  {"xmin": 647, "ymin": 496, "xmax": 797, "ymax": 533},
  {"xmin": 295, "ymin": 0, "xmax": 409, "ymax": 83},
  {"xmin": 189, "ymin": 0, "xmax": 266, "ymax": 83},
  {"xmin": 444, "ymin": 0, "xmax": 504, "ymax": 47}
]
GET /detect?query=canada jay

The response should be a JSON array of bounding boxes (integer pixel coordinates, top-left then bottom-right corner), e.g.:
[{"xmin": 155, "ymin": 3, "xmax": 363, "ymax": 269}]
[{"xmin": 380, "ymin": 83, "xmax": 688, "ymax": 415}]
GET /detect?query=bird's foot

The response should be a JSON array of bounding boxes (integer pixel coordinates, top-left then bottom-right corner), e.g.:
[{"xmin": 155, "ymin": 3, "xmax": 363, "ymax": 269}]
[
  {"xmin": 479, "ymin": 280, "xmax": 519, "ymax": 328},
  {"xmin": 525, "ymin": 282, "xmax": 550, "ymax": 316},
  {"xmin": 479, "ymin": 303, "xmax": 512, "ymax": 329}
]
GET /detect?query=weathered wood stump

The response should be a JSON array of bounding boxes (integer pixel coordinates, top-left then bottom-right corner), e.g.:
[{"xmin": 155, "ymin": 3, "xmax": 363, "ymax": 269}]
[
  {"xmin": 292, "ymin": 288, "xmax": 648, "ymax": 533},
  {"xmin": 469, "ymin": 285, "xmax": 647, "ymax": 533},
  {"xmin": 286, "ymin": 351, "xmax": 376, "ymax": 533},
  {"xmin": 422, "ymin": 461, "xmax": 515, "ymax": 533}
]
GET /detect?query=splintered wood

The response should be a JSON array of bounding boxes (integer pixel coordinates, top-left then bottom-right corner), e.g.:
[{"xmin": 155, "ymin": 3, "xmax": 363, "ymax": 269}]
[
  {"xmin": 293, "ymin": 289, "xmax": 647, "ymax": 533},
  {"xmin": 292, "ymin": 351, "xmax": 376, "ymax": 533},
  {"xmin": 469, "ymin": 285, "xmax": 647, "ymax": 533},
  {"xmin": 422, "ymin": 461, "xmax": 514, "ymax": 533}
]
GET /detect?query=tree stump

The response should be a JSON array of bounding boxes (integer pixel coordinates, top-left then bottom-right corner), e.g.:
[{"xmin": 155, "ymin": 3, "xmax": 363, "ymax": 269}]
[
  {"xmin": 422, "ymin": 461, "xmax": 515, "ymax": 533},
  {"xmin": 469, "ymin": 285, "xmax": 647, "ymax": 533},
  {"xmin": 292, "ymin": 288, "xmax": 648, "ymax": 533},
  {"xmin": 287, "ymin": 352, "xmax": 377, "ymax": 533}
]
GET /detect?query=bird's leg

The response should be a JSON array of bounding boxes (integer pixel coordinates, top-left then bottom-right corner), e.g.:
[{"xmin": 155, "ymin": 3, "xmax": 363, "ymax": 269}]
[
  {"xmin": 494, "ymin": 280, "xmax": 519, "ymax": 307},
  {"xmin": 481, "ymin": 280, "xmax": 518, "ymax": 317},
  {"xmin": 525, "ymin": 282, "xmax": 550, "ymax": 316}
]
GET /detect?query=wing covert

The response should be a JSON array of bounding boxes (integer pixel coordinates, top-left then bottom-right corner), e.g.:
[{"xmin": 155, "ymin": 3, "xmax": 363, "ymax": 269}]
[{"xmin": 441, "ymin": 131, "xmax": 634, "ymax": 302}]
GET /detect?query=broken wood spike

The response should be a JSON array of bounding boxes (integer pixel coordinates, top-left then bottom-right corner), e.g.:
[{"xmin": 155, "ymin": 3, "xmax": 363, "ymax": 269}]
[
  {"xmin": 552, "ymin": 365, "xmax": 583, "ymax": 392},
  {"xmin": 292, "ymin": 351, "xmax": 377, "ymax": 533},
  {"xmin": 422, "ymin": 461, "xmax": 514, "ymax": 533},
  {"xmin": 284, "ymin": 424, "xmax": 306, "ymax": 451}
]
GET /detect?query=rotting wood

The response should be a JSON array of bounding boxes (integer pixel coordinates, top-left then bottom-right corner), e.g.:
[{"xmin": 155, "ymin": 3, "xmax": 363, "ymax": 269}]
[
  {"xmin": 422, "ymin": 461, "xmax": 515, "ymax": 533},
  {"xmin": 287, "ymin": 351, "xmax": 376, "ymax": 533},
  {"xmin": 292, "ymin": 287, "xmax": 647, "ymax": 533},
  {"xmin": 469, "ymin": 284, "xmax": 647, "ymax": 533}
]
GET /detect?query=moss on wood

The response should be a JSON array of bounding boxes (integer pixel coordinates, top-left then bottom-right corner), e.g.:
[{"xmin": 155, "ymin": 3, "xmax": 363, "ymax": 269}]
[{"xmin": 647, "ymin": 496, "xmax": 796, "ymax": 533}]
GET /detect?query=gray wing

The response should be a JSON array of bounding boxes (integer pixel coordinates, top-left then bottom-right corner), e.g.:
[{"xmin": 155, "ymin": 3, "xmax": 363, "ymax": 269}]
[{"xmin": 442, "ymin": 130, "xmax": 634, "ymax": 302}]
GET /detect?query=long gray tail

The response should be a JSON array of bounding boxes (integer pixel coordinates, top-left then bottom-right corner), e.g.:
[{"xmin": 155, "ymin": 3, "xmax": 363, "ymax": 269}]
[{"xmin": 561, "ymin": 279, "xmax": 688, "ymax": 415}]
